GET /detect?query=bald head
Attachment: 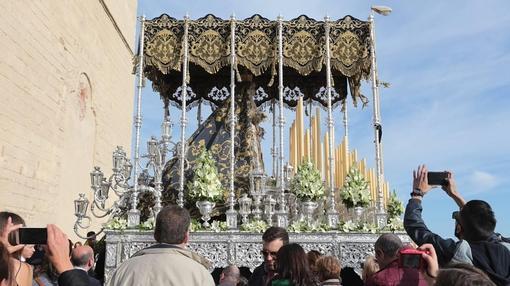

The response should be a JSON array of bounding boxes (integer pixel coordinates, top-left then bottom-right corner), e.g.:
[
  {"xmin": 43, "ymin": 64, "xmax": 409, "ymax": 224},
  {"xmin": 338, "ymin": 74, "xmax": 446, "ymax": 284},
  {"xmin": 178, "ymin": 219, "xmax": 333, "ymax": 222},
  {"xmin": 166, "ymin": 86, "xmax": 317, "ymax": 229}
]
[
  {"xmin": 219, "ymin": 265, "xmax": 240, "ymax": 286},
  {"xmin": 71, "ymin": 245, "xmax": 95, "ymax": 271}
]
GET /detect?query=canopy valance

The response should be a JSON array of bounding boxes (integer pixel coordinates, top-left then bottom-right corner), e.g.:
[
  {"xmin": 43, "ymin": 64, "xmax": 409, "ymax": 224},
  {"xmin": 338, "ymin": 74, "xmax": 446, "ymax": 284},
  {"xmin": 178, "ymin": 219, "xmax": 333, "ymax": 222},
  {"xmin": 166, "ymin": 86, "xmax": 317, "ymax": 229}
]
[{"xmin": 139, "ymin": 14, "xmax": 372, "ymax": 109}]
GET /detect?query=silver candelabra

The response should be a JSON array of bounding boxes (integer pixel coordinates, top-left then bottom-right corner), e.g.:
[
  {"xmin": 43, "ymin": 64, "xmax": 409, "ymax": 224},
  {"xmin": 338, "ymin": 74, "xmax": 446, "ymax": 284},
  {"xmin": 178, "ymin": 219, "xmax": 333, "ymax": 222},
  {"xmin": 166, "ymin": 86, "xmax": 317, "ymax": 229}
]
[{"xmin": 73, "ymin": 115, "xmax": 178, "ymax": 238}]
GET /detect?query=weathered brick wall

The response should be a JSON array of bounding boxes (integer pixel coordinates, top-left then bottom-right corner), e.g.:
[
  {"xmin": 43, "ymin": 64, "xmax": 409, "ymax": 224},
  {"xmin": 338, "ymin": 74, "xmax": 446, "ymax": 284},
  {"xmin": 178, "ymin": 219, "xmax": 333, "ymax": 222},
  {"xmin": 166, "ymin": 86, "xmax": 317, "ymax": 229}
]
[{"xmin": 0, "ymin": 1, "xmax": 137, "ymax": 239}]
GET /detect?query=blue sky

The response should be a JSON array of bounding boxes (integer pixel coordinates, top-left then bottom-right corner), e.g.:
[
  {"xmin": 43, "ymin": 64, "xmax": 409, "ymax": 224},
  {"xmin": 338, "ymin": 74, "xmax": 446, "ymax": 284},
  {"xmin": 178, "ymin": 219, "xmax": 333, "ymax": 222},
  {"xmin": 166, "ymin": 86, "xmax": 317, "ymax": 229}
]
[{"xmin": 134, "ymin": 1, "xmax": 510, "ymax": 238}]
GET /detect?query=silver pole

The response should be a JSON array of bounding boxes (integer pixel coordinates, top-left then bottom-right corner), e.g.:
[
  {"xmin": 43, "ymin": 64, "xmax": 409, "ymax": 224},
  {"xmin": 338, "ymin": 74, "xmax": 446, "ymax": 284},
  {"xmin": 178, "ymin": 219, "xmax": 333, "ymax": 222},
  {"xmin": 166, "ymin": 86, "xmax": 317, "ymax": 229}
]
[
  {"xmin": 369, "ymin": 13, "xmax": 387, "ymax": 227},
  {"xmin": 343, "ymin": 99, "xmax": 349, "ymax": 153},
  {"xmin": 178, "ymin": 15, "xmax": 190, "ymax": 208},
  {"xmin": 272, "ymin": 100, "xmax": 277, "ymax": 178},
  {"xmin": 308, "ymin": 99, "xmax": 312, "ymax": 162},
  {"xmin": 276, "ymin": 15, "xmax": 288, "ymax": 227},
  {"xmin": 325, "ymin": 16, "xmax": 339, "ymax": 228},
  {"xmin": 226, "ymin": 14, "xmax": 238, "ymax": 229},
  {"xmin": 128, "ymin": 15, "xmax": 145, "ymax": 228}
]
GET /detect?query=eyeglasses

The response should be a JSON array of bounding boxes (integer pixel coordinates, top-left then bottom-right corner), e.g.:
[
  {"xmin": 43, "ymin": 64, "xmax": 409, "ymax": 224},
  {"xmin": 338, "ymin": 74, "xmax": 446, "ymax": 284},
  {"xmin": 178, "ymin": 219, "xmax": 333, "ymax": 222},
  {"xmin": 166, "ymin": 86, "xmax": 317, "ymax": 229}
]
[
  {"xmin": 261, "ymin": 250, "xmax": 278, "ymax": 259},
  {"xmin": 452, "ymin": 211, "xmax": 459, "ymax": 220}
]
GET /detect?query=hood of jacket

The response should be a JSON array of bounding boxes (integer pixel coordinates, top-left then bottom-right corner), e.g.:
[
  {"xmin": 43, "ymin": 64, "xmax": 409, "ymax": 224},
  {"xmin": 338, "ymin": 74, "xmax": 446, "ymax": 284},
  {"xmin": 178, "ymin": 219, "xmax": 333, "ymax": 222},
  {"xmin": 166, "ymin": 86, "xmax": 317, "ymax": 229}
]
[{"xmin": 470, "ymin": 241, "xmax": 510, "ymax": 286}]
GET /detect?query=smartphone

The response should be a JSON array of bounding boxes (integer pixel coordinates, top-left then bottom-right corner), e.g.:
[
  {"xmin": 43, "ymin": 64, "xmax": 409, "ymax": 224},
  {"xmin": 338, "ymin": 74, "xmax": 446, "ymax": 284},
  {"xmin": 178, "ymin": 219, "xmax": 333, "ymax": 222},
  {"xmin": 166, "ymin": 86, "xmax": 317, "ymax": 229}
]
[
  {"xmin": 16, "ymin": 228, "xmax": 47, "ymax": 245},
  {"xmin": 427, "ymin": 171, "xmax": 448, "ymax": 186},
  {"xmin": 399, "ymin": 248, "xmax": 428, "ymax": 268}
]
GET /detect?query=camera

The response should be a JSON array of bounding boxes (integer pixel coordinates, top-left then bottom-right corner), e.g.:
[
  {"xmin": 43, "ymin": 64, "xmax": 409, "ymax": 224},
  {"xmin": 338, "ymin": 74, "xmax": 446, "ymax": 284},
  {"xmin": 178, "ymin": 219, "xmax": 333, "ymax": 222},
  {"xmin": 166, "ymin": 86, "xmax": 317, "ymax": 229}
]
[
  {"xmin": 15, "ymin": 228, "xmax": 48, "ymax": 245},
  {"xmin": 399, "ymin": 248, "xmax": 429, "ymax": 269},
  {"xmin": 427, "ymin": 171, "xmax": 448, "ymax": 186}
]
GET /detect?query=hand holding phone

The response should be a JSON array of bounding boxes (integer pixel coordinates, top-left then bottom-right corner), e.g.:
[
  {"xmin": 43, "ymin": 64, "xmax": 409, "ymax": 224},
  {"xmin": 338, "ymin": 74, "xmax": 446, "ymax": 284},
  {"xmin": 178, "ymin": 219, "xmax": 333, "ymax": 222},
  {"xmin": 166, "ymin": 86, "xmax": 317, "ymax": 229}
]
[{"xmin": 0, "ymin": 217, "xmax": 24, "ymax": 254}]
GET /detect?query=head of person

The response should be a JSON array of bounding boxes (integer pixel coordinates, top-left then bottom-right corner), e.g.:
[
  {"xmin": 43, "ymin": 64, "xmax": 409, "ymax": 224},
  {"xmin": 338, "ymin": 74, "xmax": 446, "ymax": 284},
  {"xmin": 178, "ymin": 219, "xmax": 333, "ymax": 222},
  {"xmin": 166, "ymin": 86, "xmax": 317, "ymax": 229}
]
[
  {"xmin": 154, "ymin": 205, "xmax": 191, "ymax": 245},
  {"xmin": 219, "ymin": 265, "xmax": 240, "ymax": 286},
  {"xmin": 307, "ymin": 250, "xmax": 322, "ymax": 273},
  {"xmin": 86, "ymin": 231, "xmax": 96, "ymax": 245},
  {"xmin": 362, "ymin": 255, "xmax": 379, "ymax": 282},
  {"xmin": 74, "ymin": 241, "xmax": 82, "ymax": 248},
  {"xmin": 316, "ymin": 255, "xmax": 341, "ymax": 282},
  {"xmin": 374, "ymin": 233, "xmax": 403, "ymax": 269},
  {"xmin": 71, "ymin": 245, "xmax": 95, "ymax": 271},
  {"xmin": 21, "ymin": 244, "xmax": 35, "ymax": 260},
  {"xmin": 275, "ymin": 243, "xmax": 313, "ymax": 286},
  {"xmin": 435, "ymin": 263, "xmax": 496, "ymax": 286},
  {"xmin": 456, "ymin": 200, "xmax": 496, "ymax": 242},
  {"xmin": 261, "ymin": 226, "xmax": 289, "ymax": 271}
]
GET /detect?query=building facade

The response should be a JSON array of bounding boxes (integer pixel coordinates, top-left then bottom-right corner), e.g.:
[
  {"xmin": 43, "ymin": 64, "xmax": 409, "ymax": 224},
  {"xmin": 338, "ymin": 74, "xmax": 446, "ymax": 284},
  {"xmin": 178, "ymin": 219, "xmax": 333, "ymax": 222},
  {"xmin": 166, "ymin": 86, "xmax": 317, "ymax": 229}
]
[{"xmin": 0, "ymin": 0, "xmax": 137, "ymax": 238}]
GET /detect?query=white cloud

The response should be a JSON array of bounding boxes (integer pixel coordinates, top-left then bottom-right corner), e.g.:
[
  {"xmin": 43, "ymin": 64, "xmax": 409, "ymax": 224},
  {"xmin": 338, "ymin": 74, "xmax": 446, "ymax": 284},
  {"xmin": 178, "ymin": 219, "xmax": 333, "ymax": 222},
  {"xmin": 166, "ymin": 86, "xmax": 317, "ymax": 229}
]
[{"xmin": 468, "ymin": 171, "xmax": 499, "ymax": 193}]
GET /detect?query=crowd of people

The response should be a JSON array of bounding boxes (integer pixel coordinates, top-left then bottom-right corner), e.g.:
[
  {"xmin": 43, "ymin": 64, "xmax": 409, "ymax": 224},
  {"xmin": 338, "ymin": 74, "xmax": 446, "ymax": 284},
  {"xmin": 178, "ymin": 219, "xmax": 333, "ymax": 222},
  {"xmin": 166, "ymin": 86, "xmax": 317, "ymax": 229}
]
[{"xmin": 1, "ymin": 165, "xmax": 509, "ymax": 286}]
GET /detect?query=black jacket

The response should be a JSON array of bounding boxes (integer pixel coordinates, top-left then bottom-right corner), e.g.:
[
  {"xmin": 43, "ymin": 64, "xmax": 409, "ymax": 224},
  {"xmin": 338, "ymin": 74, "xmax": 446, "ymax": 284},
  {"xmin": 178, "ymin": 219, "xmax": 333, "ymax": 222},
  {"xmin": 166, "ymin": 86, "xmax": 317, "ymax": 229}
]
[
  {"xmin": 404, "ymin": 198, "xmax": 510, "ymax": 286},
  {"xmin": 248, "ymin": 262, "xmax": 269, "ymax": 286},
  {"xmin": 469, "ymin": 240, "xmax": 510, "ymax": 286},
  {"xmin": 58, "ymin": 269, "xmax": 90, "ymax": 286},
  {"xmin": 404, "ymin": 198, "xmax": 457, "ymax": 266}
]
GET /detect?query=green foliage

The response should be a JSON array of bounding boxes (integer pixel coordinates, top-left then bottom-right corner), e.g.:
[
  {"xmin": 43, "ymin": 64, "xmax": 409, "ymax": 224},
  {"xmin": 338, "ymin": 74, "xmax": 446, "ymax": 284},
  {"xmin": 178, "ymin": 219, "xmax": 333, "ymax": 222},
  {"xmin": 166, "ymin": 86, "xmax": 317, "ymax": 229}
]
[
  {"xmin": 190, "ymin": 219, "xmax": 203, "ymax": 232},
  {"xmin": 290, "ymin": 160, "xmax": 325, "ymax": 201},
  {"xmin": 384, "ymin": 217, "xmax": 405, "ymax": 232},
  {"xmin": 386, "ymin": 190, "xmax": 404, "ymax": 219},
  {"xmin": 190, "ymin": 219, "xmax": 228, "ymax": 232},
  {"xmin": 187, "ymin": 147, "xmax": 224, "ymax": 203},
  {"xmin": 340, "ymin": 166, "xmax": 371, "ymax": 208}
]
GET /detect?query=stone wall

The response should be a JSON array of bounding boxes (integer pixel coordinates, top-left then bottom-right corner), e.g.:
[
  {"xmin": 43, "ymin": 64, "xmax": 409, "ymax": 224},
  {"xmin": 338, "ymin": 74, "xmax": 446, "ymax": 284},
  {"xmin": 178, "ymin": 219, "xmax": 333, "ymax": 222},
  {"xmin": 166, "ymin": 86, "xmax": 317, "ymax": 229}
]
[{"xmin": 0, "ymin": 1, "xmax": 137, "ymax": 239}]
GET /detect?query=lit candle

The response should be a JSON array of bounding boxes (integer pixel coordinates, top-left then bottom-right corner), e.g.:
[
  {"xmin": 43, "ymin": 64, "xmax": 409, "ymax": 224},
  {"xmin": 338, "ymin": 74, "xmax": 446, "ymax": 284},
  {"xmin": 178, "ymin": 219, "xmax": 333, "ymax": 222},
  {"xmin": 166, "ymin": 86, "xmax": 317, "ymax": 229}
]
[
  {"xmin": 324, "ymin": 132, "xmax": 330, "ymax": 184},
  {"xmin": 289, "ymin": 124, "xmax": 294, "ymax": 169}
]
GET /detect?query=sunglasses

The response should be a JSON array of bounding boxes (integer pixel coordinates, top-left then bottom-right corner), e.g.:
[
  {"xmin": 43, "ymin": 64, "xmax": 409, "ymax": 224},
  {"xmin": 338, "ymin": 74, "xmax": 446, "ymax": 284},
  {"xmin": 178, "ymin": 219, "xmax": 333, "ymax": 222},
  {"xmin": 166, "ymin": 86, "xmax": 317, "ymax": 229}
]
[
  {"xmin": 261, "ymin": 250, "xmax": 278, "ymax": 258},
  {"xmin": 452, "ymin": 211, "xmax": 459, "ymax": 220}
]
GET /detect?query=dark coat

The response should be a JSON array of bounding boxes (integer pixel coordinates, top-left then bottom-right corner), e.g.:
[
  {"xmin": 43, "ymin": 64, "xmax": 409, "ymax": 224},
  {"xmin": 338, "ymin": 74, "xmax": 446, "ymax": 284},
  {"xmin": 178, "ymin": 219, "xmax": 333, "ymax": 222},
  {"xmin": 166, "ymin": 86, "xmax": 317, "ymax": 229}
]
[
  {"xmin": 58, "ymin": 269, "xmax": 90, "ymax": 286},
  {"xmin": 248, "ymin": 263, "xmax": 270, "ymax": 286},
  {"xmin": 404, "ymin": 198, "xmax": 510, "ymax": 286}
]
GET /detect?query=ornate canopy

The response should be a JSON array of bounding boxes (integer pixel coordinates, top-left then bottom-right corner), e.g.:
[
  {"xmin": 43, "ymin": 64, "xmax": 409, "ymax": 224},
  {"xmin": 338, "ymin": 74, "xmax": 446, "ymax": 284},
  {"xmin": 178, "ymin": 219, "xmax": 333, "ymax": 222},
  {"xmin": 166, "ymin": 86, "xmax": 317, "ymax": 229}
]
[{"xmin": 139, "ymin": 14, "xmax": 372, "ymax": 110}]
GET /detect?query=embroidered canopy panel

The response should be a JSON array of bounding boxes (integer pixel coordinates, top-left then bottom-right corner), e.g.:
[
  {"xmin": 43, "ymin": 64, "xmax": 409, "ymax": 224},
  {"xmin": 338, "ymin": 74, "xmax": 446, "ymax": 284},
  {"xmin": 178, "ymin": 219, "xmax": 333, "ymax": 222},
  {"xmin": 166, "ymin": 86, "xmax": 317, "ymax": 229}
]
[{"xmin": 140, "ymin": 14, "xmax": 372, "ymax": 109}]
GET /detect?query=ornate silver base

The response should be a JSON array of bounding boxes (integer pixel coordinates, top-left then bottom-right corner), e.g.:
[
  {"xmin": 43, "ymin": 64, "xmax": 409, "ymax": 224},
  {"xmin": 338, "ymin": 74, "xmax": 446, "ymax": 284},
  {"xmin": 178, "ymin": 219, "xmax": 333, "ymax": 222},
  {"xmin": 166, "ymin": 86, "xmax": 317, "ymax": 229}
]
[{"xmin": 104, "ymin": 230, "xmax": 410, "ymax": 281}]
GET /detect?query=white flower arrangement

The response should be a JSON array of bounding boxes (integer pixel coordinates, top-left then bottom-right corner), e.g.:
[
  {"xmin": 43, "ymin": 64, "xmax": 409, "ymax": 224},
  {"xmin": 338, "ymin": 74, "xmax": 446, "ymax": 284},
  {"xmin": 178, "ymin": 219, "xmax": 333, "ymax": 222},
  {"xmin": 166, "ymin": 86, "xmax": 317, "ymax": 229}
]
[
  {"xmin": 339, "ymin": 166, "xmax": 371, "ymax": 208},
  {"xmin": 386, "ymin": 190, "xmax": 404, "ymax": 219},
  {"xmin": 384, "ymin": 217, "xmax": 404, "ymax": 232},
  {"xmin": 340, "ymin": 220, "xmax": 377, "ymax": 233},
  {"xmin": 288, "ymin": 219, "xmax": 331, "ymax": 233},
  {"xmin": 104, "ymin": 217, "xmax": 127, "ymax": 230},
  {"xmin": 239, "ymin": 220, "xmax": 269, "ymax": 233},
  {"xmin": 187, "ymin": 148, "xmax": 224, "ymax": 203},
  {"xmin": 290, "ymin": 161, "xmax": 325, "ymax": 201},
  {"xmin": 139, "ymin": 217, "xmax": 155, "ymax": 230}
]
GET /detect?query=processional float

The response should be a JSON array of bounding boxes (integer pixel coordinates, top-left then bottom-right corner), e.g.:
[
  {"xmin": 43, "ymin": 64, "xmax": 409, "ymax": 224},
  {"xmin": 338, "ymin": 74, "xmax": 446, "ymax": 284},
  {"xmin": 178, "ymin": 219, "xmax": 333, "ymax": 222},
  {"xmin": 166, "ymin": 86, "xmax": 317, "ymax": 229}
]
[
  {"xmin": 73, "ymin": 8, "xmax": 393, "ymax": 238},
  {"xmin": 72, "ymin": 8, "xmax": 409, "ymax": 277}
]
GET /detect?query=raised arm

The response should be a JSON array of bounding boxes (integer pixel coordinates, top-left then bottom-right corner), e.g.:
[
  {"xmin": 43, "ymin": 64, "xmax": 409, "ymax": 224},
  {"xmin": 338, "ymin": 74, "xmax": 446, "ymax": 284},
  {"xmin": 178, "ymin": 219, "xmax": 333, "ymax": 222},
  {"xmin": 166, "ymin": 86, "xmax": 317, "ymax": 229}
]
[
  {"xmin": 404, "ymin": 165, "xmax": 458, "ymax": 266},
  {"xmin": 441, "ymin": 171, "xmax": 466, "ymax": 209}
]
